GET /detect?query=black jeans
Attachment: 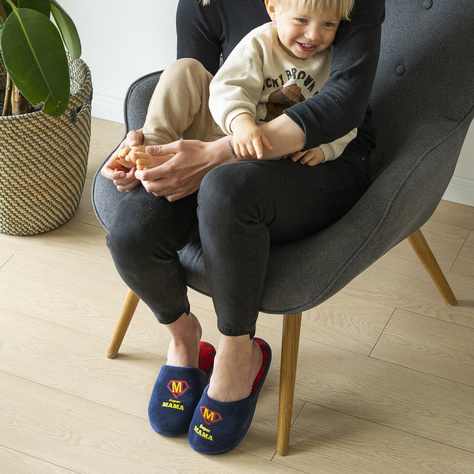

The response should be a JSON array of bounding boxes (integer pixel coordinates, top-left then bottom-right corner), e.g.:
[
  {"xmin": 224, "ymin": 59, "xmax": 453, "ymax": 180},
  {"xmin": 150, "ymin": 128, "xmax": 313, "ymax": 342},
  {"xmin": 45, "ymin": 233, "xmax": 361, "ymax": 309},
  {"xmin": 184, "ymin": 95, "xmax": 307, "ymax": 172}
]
[{"xmin": 106, "ymin": 150, "xmax": 371, "ymax": 336}]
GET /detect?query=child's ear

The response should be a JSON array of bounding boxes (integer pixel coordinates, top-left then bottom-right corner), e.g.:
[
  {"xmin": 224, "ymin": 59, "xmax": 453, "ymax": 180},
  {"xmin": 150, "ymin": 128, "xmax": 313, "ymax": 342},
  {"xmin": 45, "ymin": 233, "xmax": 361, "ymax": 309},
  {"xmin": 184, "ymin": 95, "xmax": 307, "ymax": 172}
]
[{"xmin": 265, "ymin": 0, "xmax": 276, "ymax": 18}]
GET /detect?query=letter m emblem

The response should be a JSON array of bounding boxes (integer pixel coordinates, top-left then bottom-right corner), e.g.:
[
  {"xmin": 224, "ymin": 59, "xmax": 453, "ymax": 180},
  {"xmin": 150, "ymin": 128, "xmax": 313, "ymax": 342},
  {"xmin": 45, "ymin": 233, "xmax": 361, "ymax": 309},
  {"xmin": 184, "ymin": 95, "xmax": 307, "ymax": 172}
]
[
  {"xmin": 200, "ymin": 405, "xmax": 222, "ymax": 425},
  {"xmin": 167, "ymin": 380, "xmax": 189, "ymax": 399}
]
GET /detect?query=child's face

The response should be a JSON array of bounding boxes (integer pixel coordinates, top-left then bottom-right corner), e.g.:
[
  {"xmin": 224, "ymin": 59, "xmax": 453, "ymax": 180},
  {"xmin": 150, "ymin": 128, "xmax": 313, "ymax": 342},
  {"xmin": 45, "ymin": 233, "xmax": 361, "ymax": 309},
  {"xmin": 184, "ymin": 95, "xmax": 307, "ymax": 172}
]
[{"xmin": 266, "ymin": 1, "xmax": 340, "ymax": 59}]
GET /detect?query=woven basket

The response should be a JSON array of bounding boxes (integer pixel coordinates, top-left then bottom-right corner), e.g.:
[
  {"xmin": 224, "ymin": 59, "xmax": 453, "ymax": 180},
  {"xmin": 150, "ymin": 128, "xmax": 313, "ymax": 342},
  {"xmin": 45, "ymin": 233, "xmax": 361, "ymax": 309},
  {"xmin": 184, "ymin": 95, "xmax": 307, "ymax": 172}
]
[{"xmin": 0, "ymin": 58, "xmax": 92, "ymax": 235}]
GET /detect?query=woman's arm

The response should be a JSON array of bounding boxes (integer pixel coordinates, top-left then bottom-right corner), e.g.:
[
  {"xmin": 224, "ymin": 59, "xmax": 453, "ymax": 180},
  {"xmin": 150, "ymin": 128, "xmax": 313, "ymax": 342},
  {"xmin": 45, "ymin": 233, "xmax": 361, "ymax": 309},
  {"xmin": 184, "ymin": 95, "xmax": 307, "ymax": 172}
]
[
  {"xmin": 135, "ymin": 138, "xmax": 235, "ymax": 201},
  {"xmin": 176, "ymin": 0, "xmax": 222, "ymax": 74},
  {"xmin": 285, "ymin": 0, "xmax": 385, "ymax": 149},
  {"xmin": 176, "ymin": 0, "xmax": 269, "ymax": 74},
  {"xmin": 135, "ymin": 114, "xmax": 305, "ymax": 201}
]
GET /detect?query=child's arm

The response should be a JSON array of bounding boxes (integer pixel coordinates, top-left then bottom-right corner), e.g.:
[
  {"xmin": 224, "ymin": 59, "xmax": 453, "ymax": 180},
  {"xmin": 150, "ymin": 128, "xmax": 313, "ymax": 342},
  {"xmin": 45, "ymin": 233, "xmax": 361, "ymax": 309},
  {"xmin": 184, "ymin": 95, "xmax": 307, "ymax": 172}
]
[
  {"xmin": 319, "ymin": 128, "xmax": 358, "ymax": 162},
  {"xmin": 292, "ymin": 128, "xmax": 358, "ymax": 166},
  {"xmin": 229, "ymin": 113, "xmax": 272, "ymax": 159},
  {"xmin": 291, "ymin": 147, "xmax": 325, "ymax": 166}
]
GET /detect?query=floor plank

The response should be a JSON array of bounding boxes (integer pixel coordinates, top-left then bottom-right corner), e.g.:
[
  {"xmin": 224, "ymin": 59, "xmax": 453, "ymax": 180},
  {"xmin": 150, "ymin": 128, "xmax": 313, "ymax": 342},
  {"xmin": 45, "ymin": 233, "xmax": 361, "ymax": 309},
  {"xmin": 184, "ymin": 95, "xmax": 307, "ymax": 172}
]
[
  {"xmin": 1, "ymin": 373, "xmax": 297, "ymax": 474},
  {"xmin": 452, "ymin": 231, "xmax": 474, "ymax": 277},
  {"xmin": 0, "ymin": 446, "xmax": 78, "ymax": 474},
  {"xmin": 274, "ymin": 403, "xmax": 474, "ymax": 474},
  {"xmin": 371, "ymin": 309, "xmax": 474, "ymax": 386},
  {"xmin": 1, "ymin": 117, "xmax": 473, "ymax": 472},
  {"xmin": 292, "ymin": 292, "xmax": 395, "ymax": 356},
  {"xmin": 294, "ymin": 338, "xmax": 474, "ymax": 453},
  {"xmin": 343, "ymin": 255, "xmax": 474, "ymax": 328}
]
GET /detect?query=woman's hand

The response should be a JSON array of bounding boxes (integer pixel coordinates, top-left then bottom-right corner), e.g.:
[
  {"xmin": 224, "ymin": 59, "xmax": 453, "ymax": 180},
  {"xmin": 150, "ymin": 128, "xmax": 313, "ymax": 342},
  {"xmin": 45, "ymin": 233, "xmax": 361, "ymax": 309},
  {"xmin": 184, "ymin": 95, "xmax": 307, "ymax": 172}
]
[
  {"xmin": 106, "ymin": 115, "xmax": 306, "ymax": 200},
  {"xmin": 291, "ymin": 147, "xmax": 325, "ymax": 166},
  {"xmin": 135, "ymin": 138, "xmax": 233, "ymax": 201},
  {"xmin": 101, "ymin": 157, "xmax": 140, "ymax": 192},
  {"xmin": 100, "ymin": 130, "xmax": 144, "ymax": 192}
]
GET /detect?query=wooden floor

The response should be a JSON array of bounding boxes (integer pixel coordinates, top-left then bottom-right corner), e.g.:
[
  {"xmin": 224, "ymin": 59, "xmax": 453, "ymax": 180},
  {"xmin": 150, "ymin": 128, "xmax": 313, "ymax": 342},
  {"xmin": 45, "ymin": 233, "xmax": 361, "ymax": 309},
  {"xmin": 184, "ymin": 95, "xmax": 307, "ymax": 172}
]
[{"xmin": 1, "ymin": 117, "xmax": 474, "ymax": 473}]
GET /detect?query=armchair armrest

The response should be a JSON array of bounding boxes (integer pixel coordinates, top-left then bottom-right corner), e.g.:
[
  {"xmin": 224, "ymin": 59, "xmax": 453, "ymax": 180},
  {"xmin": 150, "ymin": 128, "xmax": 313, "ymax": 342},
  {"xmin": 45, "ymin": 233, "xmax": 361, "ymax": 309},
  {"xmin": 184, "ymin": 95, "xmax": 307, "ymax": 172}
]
[
  {"xmin": 124, "ymin": 71, "xmax": 163, "ymax": 133},
  {"xmin": 256, "ymin": 114, "xmax": 474, "ymax": 313}
]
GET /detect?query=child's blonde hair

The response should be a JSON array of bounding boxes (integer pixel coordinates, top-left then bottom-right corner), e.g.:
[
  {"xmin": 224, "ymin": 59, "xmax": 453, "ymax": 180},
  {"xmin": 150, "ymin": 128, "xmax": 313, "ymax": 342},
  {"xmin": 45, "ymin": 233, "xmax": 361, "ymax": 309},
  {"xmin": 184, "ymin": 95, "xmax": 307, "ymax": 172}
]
[
  {"xmin": 201, "ymin": 0, "xmax": 354, "ymax": 21},
  {"xmin": 271, "ymin": 0, "xmax": 354, "ymax": 20}
]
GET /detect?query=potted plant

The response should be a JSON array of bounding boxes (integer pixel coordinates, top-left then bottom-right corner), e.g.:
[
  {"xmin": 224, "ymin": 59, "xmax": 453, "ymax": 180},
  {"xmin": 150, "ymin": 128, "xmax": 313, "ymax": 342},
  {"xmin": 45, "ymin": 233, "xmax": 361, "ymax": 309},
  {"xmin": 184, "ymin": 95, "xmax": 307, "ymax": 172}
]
[{"xmin": 0, "ymin": 0, "xmax": 93, "ymax": 235}]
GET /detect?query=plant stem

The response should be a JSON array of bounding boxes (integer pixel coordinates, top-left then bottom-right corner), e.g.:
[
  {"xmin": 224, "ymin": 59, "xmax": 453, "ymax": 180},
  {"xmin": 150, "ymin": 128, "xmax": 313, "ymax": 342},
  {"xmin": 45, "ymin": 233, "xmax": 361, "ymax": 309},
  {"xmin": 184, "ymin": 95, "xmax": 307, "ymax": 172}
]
[
  {"xmin": 0, "ymin": 2, "xmax": 7, "ymax": 22},
  {"xmin": 1, "ymin": 2, "xmax": 10, "ymax": 115},
  {"xmin": 2, "ymin": 75, "xmax": 12, "ymax": 116},
  {"xmin": 13, "ymin": 84, "xmax": 29, "ymax": 115},
  {"xmin": 1, "ymin": 4, "xmax": 30, "ymax": 115}
]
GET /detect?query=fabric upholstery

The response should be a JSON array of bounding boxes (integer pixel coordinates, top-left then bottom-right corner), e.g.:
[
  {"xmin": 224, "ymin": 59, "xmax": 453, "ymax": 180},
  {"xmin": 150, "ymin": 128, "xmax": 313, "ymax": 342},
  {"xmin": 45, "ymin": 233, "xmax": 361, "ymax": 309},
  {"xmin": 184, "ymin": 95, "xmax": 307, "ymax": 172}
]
[{"xmin": 92, "ymin": 0, "xmax": 474, "ymax": 314}]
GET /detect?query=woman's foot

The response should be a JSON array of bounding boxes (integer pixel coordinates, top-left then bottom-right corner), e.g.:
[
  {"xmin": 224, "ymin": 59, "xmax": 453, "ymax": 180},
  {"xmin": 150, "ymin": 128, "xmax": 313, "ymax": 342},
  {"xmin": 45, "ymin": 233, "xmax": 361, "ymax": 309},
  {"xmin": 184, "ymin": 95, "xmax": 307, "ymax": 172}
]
[
  {"xmin": 114, "ymin": 145, "xmax": 174, "ymax": 170},
  {"xmin": 207, "ymin": 335, "xmax": 263, "ymax": 402},
  {"xmin": 187, "ymin": 338, "xmax": 271, "ymax": 454},
  {"xmin": 166, "ymin": 312, "xmax": 202, "ymax": 369}
]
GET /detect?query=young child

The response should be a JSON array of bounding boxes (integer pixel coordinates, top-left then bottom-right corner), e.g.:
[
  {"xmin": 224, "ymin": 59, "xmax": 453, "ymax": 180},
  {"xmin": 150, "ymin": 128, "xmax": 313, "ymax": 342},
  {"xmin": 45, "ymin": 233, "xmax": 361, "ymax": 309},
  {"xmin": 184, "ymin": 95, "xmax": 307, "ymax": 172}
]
[{"xmin": 116, "ymin": 0, "xmax": 356, "ymax": 170}]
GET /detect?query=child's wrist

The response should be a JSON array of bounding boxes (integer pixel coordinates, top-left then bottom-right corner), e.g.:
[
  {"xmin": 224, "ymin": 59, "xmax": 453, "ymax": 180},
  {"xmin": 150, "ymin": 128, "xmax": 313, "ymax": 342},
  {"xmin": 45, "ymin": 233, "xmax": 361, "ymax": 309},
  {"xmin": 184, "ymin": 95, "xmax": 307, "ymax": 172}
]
[{"xmin": 229, "ymin": 112, "xmax": 253, "ymax": 132}]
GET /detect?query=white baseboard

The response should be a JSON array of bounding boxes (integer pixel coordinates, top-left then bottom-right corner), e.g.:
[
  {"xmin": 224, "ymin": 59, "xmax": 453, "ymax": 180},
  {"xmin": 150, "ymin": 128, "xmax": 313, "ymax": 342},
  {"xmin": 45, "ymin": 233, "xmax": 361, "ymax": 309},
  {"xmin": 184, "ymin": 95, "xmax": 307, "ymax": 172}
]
[
  {"xmin": 91, "ymin": 94, "xmax": 124, "ymax": 124},
  {"xmin": 443, "ymin": 174, "xmax": 474, "ymax": 207}
]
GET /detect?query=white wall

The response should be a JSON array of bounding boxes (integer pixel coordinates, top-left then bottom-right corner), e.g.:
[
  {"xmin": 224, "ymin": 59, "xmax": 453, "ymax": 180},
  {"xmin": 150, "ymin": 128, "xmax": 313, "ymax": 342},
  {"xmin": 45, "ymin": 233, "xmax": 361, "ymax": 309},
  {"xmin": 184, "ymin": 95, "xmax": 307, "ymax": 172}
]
[
  {"xmin": 60, "ymin": 0, "xmax": 179, "ymax": 123},
  {"xmin": 60, "ymin": 0, "xmax": 473, "ymax": 206},
  {"xmin": 443, "ymin": 123, "xmax": 474, "ymax": 207}
]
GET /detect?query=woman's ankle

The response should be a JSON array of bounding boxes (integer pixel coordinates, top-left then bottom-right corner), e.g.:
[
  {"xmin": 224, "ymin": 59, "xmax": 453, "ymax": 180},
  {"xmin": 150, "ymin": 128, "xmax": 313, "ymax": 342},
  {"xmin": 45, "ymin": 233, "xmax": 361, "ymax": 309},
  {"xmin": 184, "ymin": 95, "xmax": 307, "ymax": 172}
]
[
  {"xmin": 208, "ymin": 335, "xmax": 263, "ymax": 402},
  {"xmin": 166, "ymin": 312, "xmax": 202, "ymax": 368}
]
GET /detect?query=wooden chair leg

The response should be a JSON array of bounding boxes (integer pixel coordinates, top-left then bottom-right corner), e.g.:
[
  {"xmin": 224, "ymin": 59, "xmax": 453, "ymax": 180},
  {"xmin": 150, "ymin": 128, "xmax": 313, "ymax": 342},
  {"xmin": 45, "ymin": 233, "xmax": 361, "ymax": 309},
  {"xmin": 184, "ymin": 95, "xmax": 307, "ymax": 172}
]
[
  {"xmin": 277, "ymin": 312, "xmax": 303, "ymax": 456},
  {"xmin": 407, "ymin": 229, "xmax": 457, "ymax": 306},
  {"xmin": 107, "ymin": 289, "xmax": 140, "ymax": 359}
]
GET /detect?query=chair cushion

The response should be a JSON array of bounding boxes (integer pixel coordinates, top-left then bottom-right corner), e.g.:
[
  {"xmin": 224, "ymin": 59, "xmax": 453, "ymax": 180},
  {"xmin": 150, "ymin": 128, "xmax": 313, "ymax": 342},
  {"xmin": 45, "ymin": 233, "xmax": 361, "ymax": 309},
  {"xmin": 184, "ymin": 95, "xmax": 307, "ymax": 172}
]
[{"xmin": 92, "ymin": 0, "xmax": 474, "ymax": 314}]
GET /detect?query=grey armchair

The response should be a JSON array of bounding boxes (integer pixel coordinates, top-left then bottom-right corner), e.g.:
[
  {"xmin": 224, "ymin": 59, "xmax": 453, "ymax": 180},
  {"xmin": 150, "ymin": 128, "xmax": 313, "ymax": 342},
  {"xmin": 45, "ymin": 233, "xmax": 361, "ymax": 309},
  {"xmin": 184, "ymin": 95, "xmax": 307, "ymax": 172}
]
[{"xmin": 92, "ymin": 0, "xmax": 474, "ymax": 456}]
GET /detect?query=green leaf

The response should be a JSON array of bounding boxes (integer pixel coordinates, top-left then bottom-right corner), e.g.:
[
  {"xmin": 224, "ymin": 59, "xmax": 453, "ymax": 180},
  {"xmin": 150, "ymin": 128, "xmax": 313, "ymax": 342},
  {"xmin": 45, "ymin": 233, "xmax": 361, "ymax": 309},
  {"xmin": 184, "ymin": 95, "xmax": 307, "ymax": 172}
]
[
  {"xmin": 51, "ymin": 0, "xmax": 80, "ymax": 59},
  {"xmin": 4, "ymin": 0, "xmax": 50, "ymax": 16},
  {"xmin": 0, "ymin": 8, "xmax": 69, "ymax": 115}
]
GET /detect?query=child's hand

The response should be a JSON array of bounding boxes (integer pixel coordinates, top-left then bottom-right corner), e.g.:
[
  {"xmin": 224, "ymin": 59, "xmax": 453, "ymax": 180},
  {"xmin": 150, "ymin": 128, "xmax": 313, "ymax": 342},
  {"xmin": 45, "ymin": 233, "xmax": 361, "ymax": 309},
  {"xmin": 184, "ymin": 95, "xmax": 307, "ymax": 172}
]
[
  {"xmin": 291, "ymin": 147, "xmax": 325, "ymax": 166},
  {"xmin": 230, "ymin": 113, "xmax": 272, "ymax": 159},
  {"xmin": 101, "ymin": 156, "xmax": 140, "ymax": 192}
]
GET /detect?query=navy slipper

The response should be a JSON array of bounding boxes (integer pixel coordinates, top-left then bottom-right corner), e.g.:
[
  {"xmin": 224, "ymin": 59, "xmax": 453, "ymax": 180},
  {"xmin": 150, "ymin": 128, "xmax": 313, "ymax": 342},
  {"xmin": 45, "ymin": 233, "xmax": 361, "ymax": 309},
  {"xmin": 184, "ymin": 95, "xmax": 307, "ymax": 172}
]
[
  {"xmin": 148, "ymin": 341, "xmax": 216, "ymax": 437},
  {"xmin": 188, "ymin": 338, "xmax": 271, "ymax": 454}
]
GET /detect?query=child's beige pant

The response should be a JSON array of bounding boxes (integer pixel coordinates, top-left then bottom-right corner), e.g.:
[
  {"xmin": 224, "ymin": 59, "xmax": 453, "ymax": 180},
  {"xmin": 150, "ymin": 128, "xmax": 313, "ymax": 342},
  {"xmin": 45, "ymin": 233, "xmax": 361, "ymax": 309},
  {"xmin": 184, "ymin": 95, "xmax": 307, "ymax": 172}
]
[{"xmin": 143, "ymin": 58, "xmax": 225, "ymax": 146}]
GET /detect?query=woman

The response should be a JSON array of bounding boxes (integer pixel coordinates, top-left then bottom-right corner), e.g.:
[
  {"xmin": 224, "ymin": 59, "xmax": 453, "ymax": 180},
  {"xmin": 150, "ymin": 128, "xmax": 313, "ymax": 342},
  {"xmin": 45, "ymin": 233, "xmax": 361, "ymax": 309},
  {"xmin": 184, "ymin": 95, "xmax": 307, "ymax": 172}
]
[{"xmin": 95, "ymin": 0, "xmax": 385, "ymax": 455}]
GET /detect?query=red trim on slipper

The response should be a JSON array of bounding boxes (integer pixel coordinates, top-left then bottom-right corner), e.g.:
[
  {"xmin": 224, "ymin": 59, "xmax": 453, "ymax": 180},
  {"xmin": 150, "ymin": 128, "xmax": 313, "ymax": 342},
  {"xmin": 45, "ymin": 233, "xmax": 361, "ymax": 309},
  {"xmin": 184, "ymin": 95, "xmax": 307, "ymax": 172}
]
[
  {"xmin": 252, "ymin": 338, "xmax": 270, "ymax": 393},
  {"xmin": 198, "ymin": 341, "xmax": 216, "ymax": 374}
]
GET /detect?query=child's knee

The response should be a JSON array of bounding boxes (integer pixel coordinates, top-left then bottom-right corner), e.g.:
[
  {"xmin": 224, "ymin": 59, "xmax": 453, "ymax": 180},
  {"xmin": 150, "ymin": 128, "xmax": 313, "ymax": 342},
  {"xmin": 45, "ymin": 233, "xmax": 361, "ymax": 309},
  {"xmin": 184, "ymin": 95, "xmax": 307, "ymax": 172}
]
[
  {"xmin": 161, "ymin": 57, "xmax": 211, "ymax": 98},
  {"xmin": 166, "ymin": 57, "xmax": 207, "ymax": 78}
]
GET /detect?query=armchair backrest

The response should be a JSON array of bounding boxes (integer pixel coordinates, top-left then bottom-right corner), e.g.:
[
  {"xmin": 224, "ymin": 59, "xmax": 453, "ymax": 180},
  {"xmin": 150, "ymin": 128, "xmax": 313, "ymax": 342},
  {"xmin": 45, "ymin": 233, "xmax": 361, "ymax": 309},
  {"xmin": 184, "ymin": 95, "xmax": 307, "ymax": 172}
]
[
  {"xmin": 123, "ymin": 0, "xmax": 474, "ymax": 182},
  {"xmin": 369, "ymin": 0, "xmax": 474, "ymax": 176}
]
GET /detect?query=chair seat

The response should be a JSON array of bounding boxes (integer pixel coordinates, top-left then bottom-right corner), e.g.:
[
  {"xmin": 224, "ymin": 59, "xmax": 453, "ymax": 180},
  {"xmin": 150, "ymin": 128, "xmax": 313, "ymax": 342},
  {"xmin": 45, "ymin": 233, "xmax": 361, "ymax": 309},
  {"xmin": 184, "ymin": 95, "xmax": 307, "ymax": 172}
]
[{"xmin": 179, "ymin": 224, "xmax": 368, "ymax": 315}]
